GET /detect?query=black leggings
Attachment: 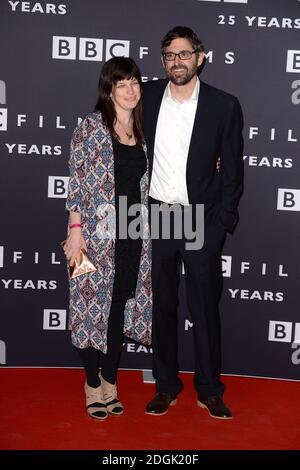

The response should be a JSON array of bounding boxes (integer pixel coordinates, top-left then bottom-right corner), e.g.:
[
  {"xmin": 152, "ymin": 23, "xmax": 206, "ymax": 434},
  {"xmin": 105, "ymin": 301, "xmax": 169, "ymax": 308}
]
[{"xmin": 77, "ymin": 297, "xmax": 127, "ymax": 387}]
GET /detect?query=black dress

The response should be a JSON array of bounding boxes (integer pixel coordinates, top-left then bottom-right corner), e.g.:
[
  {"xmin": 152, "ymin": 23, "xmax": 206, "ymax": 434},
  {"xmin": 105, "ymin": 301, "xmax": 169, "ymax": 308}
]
[{"xmin": 112, "ymin": 136, "xmax": 147, "ymax": 301}]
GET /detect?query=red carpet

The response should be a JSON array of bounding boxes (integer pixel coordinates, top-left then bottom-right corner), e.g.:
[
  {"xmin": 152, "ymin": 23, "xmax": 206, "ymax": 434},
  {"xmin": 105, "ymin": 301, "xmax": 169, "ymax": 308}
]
[{"xmin": 0, "ymin": 369, "xmax": 299, "ymax": 450}]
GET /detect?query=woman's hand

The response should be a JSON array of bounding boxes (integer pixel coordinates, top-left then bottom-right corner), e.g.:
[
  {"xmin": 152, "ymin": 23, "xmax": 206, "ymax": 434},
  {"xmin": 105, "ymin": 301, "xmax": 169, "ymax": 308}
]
[{"xmin": 63, "ymin": 228, "xmax": 87, "ymax": 267}]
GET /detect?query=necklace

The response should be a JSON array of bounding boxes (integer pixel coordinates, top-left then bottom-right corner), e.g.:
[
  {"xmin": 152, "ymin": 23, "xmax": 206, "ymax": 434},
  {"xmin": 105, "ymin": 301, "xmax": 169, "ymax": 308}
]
[{"xmin": 117, "ymin": 119, "xmax": 133, "ymax": 140}]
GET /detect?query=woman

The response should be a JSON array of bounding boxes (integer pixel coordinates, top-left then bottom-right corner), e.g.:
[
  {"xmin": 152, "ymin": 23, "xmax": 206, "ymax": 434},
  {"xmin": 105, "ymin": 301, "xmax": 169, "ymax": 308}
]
[{"xmin": 63, "ymin": 57, "xmax": 152, "ymax": 420}]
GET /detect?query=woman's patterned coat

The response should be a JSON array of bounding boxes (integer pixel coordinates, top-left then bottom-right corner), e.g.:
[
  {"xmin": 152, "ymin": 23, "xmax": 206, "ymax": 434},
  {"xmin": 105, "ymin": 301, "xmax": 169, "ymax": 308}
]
[{"xmin": 66, "ymin": 112, "xmax": 152, "ymax": 353}]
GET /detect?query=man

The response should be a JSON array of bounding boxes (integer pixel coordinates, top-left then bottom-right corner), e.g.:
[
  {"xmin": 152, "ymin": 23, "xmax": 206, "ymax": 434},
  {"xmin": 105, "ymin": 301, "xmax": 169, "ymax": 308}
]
[{"xmin": 142, "ymin": 26, "xmax": 243, "ymax": 419}]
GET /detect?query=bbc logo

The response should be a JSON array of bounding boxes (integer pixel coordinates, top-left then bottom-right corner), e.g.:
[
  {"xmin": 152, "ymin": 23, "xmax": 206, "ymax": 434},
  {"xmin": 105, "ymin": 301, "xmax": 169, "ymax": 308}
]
[
  {"xmin": 222, "ymin": 255, "xmax": 232, "ymax": 277},
  {"xmin": 0, "ymin": 108, "xmax": 7, "ymax": 131},
  {"xmin": 268, "ymin": 321, "xmax": 300, "ymax": 344},
  {"xmin": 0, "ymin": 80, "xmax": 6, "ymax": 105},
  {"xmin": 277, "ymin": 188, "xmax": 300, "ymax": 211},
  {"xmin": 48, "ymin": 176, "xmax": 69, "ymax": 198},
  {"xmin": 0, "ymin": 246, "xmax": 3, "ymax": 268},
  {"xmin": 52, "ymin": 37, "xmax": 130, "ymax": 61},
  {"xmin": 286, "ymin": 50, "xmax": 300, "ymax": 73},
  {"xmin": 198, "ymin": 0, "xmax": 248, "ymax": 3},
  {"xmin": 183, "ymin": 255, "xmax": 231, "ymax": 276},
  {"xmin": 43, "ymin": 309, "xmax": 67, "ymax": 330},
  {"xmin": 0, "ymin": 340, "xmax": 6, "ymax": 365}
]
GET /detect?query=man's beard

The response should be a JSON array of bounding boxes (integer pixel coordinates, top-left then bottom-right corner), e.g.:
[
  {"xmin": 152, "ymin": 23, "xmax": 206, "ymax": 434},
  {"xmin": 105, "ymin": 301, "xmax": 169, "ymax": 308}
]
[{"xmin": 166, "ymin": 63, "xmax": 198, "ymax": 86}]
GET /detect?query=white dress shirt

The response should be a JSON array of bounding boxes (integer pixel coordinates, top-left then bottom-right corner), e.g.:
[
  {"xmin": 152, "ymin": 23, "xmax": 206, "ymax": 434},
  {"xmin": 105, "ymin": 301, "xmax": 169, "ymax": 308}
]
[{"xmin": 149, "ymin": 78, "xmax": 200, "ymax": 205}]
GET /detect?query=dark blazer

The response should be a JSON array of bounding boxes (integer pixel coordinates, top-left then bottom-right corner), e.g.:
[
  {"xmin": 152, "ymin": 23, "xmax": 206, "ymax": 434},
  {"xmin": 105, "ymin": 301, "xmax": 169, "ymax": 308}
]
[{"xmin": 142, "ymin": 79, "xmax": 244, "ymax": 253}]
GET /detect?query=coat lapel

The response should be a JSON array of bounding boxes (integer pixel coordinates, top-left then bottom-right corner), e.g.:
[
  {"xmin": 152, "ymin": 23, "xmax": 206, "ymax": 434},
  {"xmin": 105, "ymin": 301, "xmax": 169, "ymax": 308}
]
[{"xmin": 186, "ymin": 80, "xmax": 210, "ymax": 178}]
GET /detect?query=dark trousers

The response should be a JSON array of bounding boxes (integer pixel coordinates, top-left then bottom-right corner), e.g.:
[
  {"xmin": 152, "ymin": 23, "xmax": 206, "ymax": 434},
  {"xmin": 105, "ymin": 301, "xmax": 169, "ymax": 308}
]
[
  {"xmin": 77, "ymin": 297, "xmax": 126, "ymax": 386},
  {"xmin": 150, "ymin": 198, "xmax": 225, "ymax": 398}
]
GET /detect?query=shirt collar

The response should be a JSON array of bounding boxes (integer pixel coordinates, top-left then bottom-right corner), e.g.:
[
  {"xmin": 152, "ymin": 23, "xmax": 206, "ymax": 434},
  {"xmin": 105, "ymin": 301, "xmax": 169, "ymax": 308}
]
[{"xmin": 165, "ymin": 77, "xmax": 200, "ymax": 104}]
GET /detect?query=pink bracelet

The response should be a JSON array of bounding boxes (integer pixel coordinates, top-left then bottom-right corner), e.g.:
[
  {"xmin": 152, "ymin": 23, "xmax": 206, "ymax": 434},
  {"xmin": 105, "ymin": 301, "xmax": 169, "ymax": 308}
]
[{"xmin": 70, "ymin": 223, "xmax": 82, "ymax": 229}]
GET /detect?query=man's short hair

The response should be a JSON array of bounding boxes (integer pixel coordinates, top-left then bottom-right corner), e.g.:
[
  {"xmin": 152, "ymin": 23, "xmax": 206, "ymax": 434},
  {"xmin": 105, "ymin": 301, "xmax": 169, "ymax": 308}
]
[{"xmin": 161, "ymin": 26, "xmax": 204, "ymax": 54}]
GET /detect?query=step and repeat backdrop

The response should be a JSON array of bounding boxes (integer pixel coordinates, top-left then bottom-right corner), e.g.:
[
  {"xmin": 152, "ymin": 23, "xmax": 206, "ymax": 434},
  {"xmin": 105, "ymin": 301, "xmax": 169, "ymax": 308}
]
[{"xmin": 0, "ymin": 0, "xmax": 299, "ymax": 380}]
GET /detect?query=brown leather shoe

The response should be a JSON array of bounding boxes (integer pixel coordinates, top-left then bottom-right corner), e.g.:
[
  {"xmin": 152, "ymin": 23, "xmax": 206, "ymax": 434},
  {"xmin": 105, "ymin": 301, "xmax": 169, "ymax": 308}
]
[
  {"xmin": 197, "ymin": 396, "xmax": 232, "ymax": 419},
  {"xmin": 145, "ymin": 393, "xmax": 177, "ymax": 416}
]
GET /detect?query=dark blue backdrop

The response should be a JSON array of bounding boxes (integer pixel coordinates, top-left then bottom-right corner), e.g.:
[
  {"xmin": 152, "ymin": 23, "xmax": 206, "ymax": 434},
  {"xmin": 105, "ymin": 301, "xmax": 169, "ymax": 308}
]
[{"xmin": 0, "ymin": 0, "xmax": 300, "ymax": 381}]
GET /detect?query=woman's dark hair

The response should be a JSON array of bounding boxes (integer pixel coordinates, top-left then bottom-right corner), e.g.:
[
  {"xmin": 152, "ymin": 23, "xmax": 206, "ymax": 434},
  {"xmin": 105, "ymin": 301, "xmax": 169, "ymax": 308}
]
[
  {"xmin": 94, "ymin": 57, "xmax": 143, "ymax": 145},
  {"xmin": 161, "ymin": 26, "xmax": 204, "ymax": 54}
]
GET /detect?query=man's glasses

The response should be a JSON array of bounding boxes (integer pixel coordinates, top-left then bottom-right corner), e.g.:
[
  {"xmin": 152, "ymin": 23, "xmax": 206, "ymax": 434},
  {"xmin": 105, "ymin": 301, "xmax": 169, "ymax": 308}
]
[{"xmin": 162, "ymin": 50, "xmax": 197, "ymax": 61}]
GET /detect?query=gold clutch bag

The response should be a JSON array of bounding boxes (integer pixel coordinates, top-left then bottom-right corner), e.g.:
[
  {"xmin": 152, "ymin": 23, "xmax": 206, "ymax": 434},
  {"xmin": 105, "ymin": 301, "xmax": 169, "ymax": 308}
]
[{"xmin": 61, "ymin": 242, "xmax": 97, "ymax": 279}]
